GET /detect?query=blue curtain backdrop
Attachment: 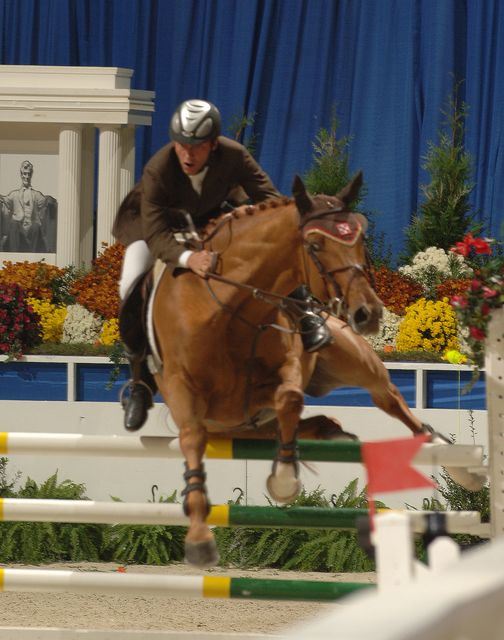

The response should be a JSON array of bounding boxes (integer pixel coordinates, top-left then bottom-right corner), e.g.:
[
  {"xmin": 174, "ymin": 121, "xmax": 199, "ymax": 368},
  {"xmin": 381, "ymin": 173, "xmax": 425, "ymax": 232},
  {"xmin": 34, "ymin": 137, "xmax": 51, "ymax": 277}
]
[{"xmin": 1, "ymin": 0, "xmax": 503, "ymax": 260}]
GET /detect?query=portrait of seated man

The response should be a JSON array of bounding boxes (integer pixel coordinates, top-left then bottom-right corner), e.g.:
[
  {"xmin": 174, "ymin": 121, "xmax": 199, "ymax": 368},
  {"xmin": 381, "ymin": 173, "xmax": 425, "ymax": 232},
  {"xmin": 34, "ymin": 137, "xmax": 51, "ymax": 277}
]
[{"xmin": 1, "ymin": 160, "xmax": 58, "ymax": 253}]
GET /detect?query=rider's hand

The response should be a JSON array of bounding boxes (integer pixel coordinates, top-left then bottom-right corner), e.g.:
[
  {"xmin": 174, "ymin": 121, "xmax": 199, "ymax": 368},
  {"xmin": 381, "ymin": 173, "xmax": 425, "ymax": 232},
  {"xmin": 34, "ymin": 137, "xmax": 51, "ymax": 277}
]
[{"xmin": 187, "ymin": 250, "xmax": 214, "ymax": 277}]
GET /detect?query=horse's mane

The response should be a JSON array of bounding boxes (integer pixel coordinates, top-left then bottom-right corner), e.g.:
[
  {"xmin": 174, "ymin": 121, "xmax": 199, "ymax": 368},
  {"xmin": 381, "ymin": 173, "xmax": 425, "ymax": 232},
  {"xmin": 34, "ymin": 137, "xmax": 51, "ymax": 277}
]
[{"xmin": 201, "ymin": 196, "xmax": 293, "ymax": 241}]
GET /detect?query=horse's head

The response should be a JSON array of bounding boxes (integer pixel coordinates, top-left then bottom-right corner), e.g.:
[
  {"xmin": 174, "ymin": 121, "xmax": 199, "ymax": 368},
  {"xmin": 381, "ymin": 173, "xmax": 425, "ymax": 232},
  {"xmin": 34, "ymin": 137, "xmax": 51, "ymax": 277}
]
[{"xmin": 293, "ymin": 172, "xmax": 383, "ymax": 335}]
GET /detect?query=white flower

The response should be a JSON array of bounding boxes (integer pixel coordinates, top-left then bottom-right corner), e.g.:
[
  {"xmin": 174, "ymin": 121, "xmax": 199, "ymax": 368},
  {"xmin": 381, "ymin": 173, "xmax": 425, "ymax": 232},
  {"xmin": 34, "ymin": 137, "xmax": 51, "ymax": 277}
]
[
  {"xmin": 62, "ymin": 304, "xmax": 103, "ymax": 344},
  {"xmin": 364, "ymin": 308, "xmax": 402, "ymax": 351},
  {"xmin": 399, "ymin": 246, "xmax": 472, "ymax": 288}
]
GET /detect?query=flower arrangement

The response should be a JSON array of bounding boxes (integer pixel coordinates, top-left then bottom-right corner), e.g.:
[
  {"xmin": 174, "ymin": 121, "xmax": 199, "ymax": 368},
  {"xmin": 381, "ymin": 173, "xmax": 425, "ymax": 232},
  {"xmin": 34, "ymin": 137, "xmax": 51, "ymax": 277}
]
[
  {"xmin": 0, "ymin": 261, "xmax": 64, "ymax": 300},
  {"xmin": 396, "ymin": 297, "xmax": 459, "ymax": 353},
  {"xmin": 373, "ymin": 267, "xmax": 423, "ymax": 316},
  {"xmin": 450, "ymin": 233, "xmax": 504, "ymax": 367},
  {"xmin": 26, "ymin": 297, "xmax": 67, "ymax": 343},
  {"xmin": 62, "ymin": 304, "xmax": 103, "ymax": 345},
  {"xmin": 70, "ymin": 244, "xmax": 123, "ymax": 320},
  {"xmin": 364, "ymin": 307, "xmax": 402, "ymax": 351},
  {"xmin": 100, "ymin": 318, "xmax": 120, "ymax": 346},
  {"xmin": 0, "ymin": 283, "xmax": 42, "ymax": 360}
]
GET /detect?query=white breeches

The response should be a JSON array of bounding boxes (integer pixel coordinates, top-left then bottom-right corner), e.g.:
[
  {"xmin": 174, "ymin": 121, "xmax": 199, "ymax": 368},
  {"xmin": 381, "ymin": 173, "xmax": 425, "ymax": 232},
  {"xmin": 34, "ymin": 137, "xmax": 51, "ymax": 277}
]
[{"xmin": 119, "ymin": 240, "xmax": 154, "ymax": 300}]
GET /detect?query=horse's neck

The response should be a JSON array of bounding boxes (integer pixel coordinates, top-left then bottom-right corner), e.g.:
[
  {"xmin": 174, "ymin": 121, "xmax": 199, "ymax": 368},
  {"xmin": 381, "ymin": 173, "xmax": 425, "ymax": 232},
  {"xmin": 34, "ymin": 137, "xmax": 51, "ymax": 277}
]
[{"xmin": 214, "ymin": 205, "xmax": 304, "ymax": 295}]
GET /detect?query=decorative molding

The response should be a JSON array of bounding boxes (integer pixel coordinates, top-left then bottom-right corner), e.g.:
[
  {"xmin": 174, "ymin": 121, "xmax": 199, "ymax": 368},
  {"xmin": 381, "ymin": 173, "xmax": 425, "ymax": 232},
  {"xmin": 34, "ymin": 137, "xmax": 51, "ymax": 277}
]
[{"xmin": 0, "ymin": 66, "xmax": 155, "ymax": 266}]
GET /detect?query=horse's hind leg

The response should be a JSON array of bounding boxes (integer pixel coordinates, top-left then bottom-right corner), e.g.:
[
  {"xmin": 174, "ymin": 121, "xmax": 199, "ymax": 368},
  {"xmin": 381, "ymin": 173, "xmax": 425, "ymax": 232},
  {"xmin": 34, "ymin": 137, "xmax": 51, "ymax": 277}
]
[{"xmin": 163, "ymin": 375, "xmax": 218, "ymax": 568}]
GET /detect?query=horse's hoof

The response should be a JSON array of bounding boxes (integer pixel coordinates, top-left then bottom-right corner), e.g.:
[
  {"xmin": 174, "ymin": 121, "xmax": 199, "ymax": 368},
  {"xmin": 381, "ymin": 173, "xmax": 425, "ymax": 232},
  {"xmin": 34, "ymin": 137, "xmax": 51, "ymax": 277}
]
[
  {"xmin": 426, "ymin": 428, "xmax": 487, "ymax": 492},
  {"xmin": 444, "ymin": 467, "xmax": 487, "ymax": 492},
  {"xmin": 185, "ymin": 539, "xmax": 220, "ymax": 568},
  {"xmin": 266, "ymin": 473, "xmax": 302, "ymax": 504}
]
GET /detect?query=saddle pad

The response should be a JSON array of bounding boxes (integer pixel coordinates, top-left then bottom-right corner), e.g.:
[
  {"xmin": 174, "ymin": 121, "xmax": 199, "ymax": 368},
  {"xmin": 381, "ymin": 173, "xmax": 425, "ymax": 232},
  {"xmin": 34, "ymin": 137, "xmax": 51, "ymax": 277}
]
[{"xmin": 146, "ymin": 259, "xmax": 166, "ymax": 375}]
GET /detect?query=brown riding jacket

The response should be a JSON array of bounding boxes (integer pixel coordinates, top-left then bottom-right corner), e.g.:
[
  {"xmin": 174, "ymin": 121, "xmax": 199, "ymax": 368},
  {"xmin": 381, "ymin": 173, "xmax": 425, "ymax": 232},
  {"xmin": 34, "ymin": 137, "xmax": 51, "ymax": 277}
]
[{"xmin": 112, "ymin": 136, "xmax": 280, "ymax": 266}]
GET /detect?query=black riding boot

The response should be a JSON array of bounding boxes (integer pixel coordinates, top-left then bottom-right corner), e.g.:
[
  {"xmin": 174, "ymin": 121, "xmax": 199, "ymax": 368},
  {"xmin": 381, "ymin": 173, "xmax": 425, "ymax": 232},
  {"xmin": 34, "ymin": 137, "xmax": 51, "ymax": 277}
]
[
  {"xmin": 119, "ymin": 276, "xmax": 157, "ymax": 431},
  {"xmin": 122, "ymin": 352, "xmax": 156, "ymax": 431},
  {"xmin": 289, "ymin": 285, "xmax": 332, "ymax": 353}
]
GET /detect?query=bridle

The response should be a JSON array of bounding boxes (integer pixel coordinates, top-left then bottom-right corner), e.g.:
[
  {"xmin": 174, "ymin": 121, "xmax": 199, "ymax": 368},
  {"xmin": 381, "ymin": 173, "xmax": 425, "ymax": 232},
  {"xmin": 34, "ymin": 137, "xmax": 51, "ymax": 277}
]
[{"xmin": 299, "ymin": 206, "xmax": 376, "ymax": 318}]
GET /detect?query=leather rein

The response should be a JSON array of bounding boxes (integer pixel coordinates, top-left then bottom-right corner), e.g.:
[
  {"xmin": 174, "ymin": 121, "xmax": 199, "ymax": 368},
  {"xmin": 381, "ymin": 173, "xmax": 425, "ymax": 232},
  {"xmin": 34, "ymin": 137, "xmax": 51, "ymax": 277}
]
[{"xmin": 197, "ymin": 205, "xmax": 375, "ymax": 322}]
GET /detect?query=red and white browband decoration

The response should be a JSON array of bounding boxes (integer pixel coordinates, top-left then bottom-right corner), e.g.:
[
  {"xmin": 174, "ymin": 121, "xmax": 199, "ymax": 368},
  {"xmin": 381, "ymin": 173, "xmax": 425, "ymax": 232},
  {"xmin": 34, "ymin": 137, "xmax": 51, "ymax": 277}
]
[{"xmin": 304, "ymin": 218, "xmax": 363, "ymax": 246}]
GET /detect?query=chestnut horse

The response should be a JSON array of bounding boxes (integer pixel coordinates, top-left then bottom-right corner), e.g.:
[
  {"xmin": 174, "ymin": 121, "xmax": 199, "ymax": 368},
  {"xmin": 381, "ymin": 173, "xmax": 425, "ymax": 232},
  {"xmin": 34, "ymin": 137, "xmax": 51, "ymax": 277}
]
[{"xmin": 150, "ymin": 173, "xmax": 480, "ymax": 567}]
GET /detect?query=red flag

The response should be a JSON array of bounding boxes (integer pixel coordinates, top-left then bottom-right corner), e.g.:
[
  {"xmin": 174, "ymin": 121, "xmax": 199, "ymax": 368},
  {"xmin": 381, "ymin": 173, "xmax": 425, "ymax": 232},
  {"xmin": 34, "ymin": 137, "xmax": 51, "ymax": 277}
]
[{"xmin": 361, "ymin": 435, "xmax": 435, "ymax": 494}]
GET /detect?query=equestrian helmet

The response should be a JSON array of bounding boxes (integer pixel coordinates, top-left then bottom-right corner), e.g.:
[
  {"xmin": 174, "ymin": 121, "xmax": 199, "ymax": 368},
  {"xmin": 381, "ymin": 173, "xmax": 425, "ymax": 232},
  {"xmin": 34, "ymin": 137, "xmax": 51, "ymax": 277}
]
[{"xmin": 169, "ymin": 99, "xmax": 221, "ymax": 145}]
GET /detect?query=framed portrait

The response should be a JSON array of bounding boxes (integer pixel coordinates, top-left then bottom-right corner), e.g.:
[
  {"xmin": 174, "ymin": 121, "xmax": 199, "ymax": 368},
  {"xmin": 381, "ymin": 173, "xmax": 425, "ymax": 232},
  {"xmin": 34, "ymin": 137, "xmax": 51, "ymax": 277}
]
[{"xmin": 0, "ymin": 151, "xmax": 59, "ymax": 263}]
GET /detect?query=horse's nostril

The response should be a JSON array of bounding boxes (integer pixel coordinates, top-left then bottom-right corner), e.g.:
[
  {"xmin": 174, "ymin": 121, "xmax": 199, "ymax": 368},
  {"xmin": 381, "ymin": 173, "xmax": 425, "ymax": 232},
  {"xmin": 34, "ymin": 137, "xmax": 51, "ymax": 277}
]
[{"xmin": 354, "ymin": 307, "xmax": 370, "ymax": 326}]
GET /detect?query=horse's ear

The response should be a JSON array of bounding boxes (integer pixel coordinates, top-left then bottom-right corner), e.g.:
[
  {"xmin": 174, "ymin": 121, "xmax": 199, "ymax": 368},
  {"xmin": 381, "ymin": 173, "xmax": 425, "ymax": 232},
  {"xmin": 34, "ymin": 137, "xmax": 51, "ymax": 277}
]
[
  {"xmin": 336, "ymin": 171, "xmax": 363, "ymax": 206},
  {"xmin": 353, "ymin": 212, "xmax": 368, "ymax": 233},
  {"xmin": 292, "ymin": 175, "xmax": 313, "ymax": 214}
]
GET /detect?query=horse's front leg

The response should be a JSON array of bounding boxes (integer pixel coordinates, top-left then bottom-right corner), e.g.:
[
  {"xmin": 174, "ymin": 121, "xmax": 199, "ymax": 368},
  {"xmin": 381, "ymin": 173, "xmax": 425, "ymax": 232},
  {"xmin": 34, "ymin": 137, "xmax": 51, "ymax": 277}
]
[
  {"xmin": 266, "ymin": 355, "xmax": 305, "ymax": 503},
  {"xmin": 162, "ymin": 374, "xmax": 218, "ymax": 568}
]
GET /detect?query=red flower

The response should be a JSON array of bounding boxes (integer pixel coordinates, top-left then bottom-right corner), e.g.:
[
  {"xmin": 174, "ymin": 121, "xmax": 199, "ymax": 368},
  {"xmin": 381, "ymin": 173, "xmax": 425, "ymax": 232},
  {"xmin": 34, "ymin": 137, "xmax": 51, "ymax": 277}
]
[
  {"xmin": 482, "ymin": 286, "xmax": 498, "ymax": 299},
  {"xmin": 469, "ymin": 326, "xmax": 486, "ymax": 340},
  {"xmin": 451, "ymin": 241, "xmax": 470, "ymax": 257},
  {"xmin": 471, "ymin": 279, "xmax": 482, "ymax": 292},
  {"xmin": 450, "ymin": 295, "xmax": 468, "ymax": 308},
  {"xmin": 481, "ymin": 303, "xmax": 491, "ymax": 316},
  {"xmin": 472, "ymin": 237, "xmax": 492, "ymax": 255}
]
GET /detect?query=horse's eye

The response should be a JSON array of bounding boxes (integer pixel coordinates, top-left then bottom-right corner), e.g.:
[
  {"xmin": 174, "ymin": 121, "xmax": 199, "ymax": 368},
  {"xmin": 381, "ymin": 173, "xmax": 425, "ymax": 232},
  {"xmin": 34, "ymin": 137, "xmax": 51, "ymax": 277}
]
[{"xmin": 309, "ymin": 241, "xmax": 322, "ymax": 252}]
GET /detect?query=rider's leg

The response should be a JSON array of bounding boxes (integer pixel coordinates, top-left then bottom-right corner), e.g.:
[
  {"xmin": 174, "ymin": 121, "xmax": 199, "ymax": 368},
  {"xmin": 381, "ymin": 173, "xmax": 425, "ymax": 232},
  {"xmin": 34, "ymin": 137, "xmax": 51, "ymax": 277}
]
[
  {"xmin": 289, "ymin": 285, "xmax": 332, "ymax": 352},
  {"xmin": 119, "ymin": 240, "xmax": 157, "ymax": 431}
]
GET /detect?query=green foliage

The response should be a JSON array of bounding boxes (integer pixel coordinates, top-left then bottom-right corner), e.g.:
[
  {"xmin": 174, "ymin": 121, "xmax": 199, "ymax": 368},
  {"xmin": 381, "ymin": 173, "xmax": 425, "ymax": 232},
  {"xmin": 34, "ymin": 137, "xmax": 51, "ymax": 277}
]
[
  {"xmin": 215, "ymin": 482, "xmax": 383, "ymax": 572},
  {"xmin": 377, "ymin": 349, "xmax": 445, "ymax": 363},
  {"xmin": 0, "ymin": 471, "xmax": 104, "ymax": 563},
  {"xmin": 102, "ymin": 489, "xmax": 186, "ymax": 565},
  {"xmin": 48, "ymin": 264, "xmax": 89, "ymax": 306},
  {"xmin": 404, "ymin": 81, "xmax": 481, "ymax": 258},
  {"xmin": 417, "ymin": 412, "xmax": 489, "ymax": 547},
  {"xmin": 26, "ymin": 342, "xmax": 115, "ymax": 356},
  {"xmin": 366, "ymin": 212, "xmax": 393, "ymax": 269},
  {"xmin": 303, "ymin": 106, "xmax": 391, "ymax": 268},
  {"xmin": 303, "ymin": 107, "xmax": 355, "ymax": 199},
  {"xmin": 227, "ymin": 112, "xmax": 258, "ymax": 156},
  {"xmin": 0, "ymin": 457, "xmax": 21, "ymax": 497}
]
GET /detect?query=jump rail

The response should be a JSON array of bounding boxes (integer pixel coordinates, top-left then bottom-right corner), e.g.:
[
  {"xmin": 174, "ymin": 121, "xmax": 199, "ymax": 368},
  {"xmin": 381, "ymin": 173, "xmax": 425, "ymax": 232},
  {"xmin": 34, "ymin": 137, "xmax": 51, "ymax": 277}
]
[
  {"xmin": 0, "ymin": 498, "xmax": 489, "ymax": 536},
  {"xmin": 0, "ymin": 432, "xmax": 485, "ymax": 468},
  {"xmin": 0, "ymin": 567, "xmax": 373, "ymax": 601}
]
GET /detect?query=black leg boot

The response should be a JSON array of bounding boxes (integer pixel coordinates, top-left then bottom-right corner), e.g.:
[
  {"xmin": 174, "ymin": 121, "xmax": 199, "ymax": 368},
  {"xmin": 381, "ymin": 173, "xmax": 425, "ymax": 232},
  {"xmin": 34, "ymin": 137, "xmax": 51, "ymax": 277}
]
[
  {"xmin": 118, "ymin": 277, "xmax": 158, "ymax": 431},
  {"xmin": 289, "ymin": 285, "xmax": 332, "ymax": 353},
  {"xmin": 122, "ymin": 353, "xmax": 156, "ymax": 431}
]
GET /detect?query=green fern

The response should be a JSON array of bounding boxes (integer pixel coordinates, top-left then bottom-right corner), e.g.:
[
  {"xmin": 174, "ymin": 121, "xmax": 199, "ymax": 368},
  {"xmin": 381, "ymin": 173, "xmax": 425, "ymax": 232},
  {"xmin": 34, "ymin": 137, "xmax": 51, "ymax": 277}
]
[
  {"xmin": 0, "ymin": 470, "xmax": 105, "ymax": 564},
  {"xmin": 102, "ymin": 489, "xmax": 187, "ymax": 565},
  {"xmin": 216, "ymin": 483, "xmax": 383, "ymax": 572}
]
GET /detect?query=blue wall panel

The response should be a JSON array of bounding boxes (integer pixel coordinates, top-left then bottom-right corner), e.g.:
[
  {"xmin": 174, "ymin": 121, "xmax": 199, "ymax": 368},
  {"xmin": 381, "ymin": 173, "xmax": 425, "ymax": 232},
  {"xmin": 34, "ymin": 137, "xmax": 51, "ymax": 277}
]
[
  {"xmin": 0, "ymin": 362, "xmax": 67, "ymax": 400},
  {"xmin": 426, "ymin": 371, "xmax": 486, "ymax": 410},
  {"xmin": 305, "ymin": 370, "xmax": 416, "ymax": 408},
  {"xmin": 76, "ymin": 364, "xmax": 129, "ymax": 402}
]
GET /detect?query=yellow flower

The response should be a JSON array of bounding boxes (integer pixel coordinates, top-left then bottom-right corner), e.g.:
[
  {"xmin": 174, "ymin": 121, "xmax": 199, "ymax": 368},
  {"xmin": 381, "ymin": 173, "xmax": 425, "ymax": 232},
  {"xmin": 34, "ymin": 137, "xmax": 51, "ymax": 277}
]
[
  {"xmin": 396, "ymin": 298, "xmax": 459, "ymax": 353},
  {"xmin": 100, "ymin": 318, "xmax": 120, "ymax": 345},
  {"xmin": 26, "ymin": 297, "xmax": 66, "ymax": 343}
]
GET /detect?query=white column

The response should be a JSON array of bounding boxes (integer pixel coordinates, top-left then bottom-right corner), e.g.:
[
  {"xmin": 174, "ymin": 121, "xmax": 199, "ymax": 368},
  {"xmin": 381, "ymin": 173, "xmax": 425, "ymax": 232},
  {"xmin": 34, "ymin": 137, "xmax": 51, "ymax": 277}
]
[
  {"xmin": 57, "ymin": 125, "xmax": 82, "ymax": 267},
  {"xmin": 96, "ymin": 125, "xmax": 121, "ymax": 252},
  {"xmin": 487, "ymin": 308, "xmax": 504, "ymax": 538},
  {"xmin": 79, "ymin": 125, "xmax": 95, "ymax": 266},
  {"xmin": 120, "ymin": 125, "xmax": 136, "ymax": 202}
]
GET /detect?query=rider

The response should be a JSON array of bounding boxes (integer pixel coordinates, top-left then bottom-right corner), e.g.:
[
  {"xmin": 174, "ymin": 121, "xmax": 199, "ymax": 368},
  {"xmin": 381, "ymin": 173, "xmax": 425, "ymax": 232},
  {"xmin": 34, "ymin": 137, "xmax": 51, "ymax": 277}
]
[{"xmin": 112, "ymin": 99, "xmax": 331, "ymax": 431}]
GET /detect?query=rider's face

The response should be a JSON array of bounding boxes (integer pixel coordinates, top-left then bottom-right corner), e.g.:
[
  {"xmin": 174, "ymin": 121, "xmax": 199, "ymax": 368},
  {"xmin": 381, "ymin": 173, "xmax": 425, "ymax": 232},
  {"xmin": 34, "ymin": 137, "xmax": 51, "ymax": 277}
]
[{"xmin": 174, "ymin": 140, "xmax": 216, "ymax": 176}]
